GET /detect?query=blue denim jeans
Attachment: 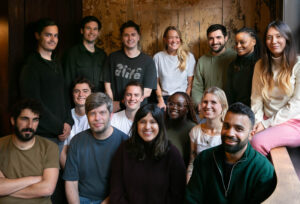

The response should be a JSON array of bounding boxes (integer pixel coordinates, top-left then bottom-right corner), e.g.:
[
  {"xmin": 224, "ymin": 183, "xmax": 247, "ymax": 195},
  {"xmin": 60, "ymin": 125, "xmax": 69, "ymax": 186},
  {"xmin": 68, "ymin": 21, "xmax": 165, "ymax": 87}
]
[{"xmin": 79, "ymin": 196, "xmax": 101, "ymax": 204}]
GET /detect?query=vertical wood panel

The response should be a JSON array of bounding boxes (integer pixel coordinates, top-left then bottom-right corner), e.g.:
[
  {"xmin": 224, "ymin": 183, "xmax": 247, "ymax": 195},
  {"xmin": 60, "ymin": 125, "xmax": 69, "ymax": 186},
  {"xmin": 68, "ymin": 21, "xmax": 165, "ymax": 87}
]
[{"xmin": 83, "ymin": 0, "xmax": 276, "ymax": 59}]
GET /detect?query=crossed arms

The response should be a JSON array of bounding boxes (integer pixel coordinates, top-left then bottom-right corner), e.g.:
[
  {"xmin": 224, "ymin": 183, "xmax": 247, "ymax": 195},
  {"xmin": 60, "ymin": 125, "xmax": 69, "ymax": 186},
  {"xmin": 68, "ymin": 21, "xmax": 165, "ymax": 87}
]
[{"xmin": 0, "ymin": 168, "xmax": 59, "ymax": 198}]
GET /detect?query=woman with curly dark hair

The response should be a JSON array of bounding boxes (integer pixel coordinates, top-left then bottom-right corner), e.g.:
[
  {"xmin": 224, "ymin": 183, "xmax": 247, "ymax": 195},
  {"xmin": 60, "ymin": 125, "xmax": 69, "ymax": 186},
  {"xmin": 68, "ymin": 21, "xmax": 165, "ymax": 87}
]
[{"xmin": 110, "ymin": 104, "xmax": 186, "ymax": 204}]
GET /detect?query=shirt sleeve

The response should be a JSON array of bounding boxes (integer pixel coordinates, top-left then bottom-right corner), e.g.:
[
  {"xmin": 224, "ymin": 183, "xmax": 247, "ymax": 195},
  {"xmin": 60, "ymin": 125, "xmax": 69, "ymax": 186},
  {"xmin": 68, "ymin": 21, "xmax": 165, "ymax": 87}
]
[
  {"xmin": 191, "ymin": 58, "xmax": 205, "ymax": 105},
  {"xmin": 251, "ymin": 60, "xmax": 265, "ymax": 124},
  {"xmin": 63, "ymin": 138, "xmax": 79, "ymax": 181},
  {"xmin": 262, "ymin": 60, "xmax": 300, "ymax": 127},
  {"xmin": 143, "ymin": 56, "xmax": 157, "ymax": 89},
  {"xmin": 153, "ymin": 53, "xmax": 160, "ymax": 78},
  {"xmin": 185, "ymin": 154, "xmax": 204, "ymax": 203},
  {"xmin": 44, "ymin": 139, "xmax": 60, "ymax": 169},
  {"xmin": 187, "ymin": 53, "xmax": 196, "ymax": 77}
]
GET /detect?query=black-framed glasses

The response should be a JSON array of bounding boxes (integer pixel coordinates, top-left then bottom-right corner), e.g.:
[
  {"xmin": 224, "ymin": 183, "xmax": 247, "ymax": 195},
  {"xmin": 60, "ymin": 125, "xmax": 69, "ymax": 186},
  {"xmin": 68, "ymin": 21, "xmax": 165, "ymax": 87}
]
[{"xmin": 167, "ymin": 102, "xmax": 187, "ymax": 109}]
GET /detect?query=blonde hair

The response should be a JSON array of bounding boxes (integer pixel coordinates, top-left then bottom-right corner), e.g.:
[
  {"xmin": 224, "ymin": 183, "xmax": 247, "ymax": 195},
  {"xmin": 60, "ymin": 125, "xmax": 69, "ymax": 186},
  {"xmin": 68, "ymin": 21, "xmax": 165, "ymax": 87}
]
[
  {"xmin": 163, "ymin": 26, "xmax": 189, "ymax": 71},
  {"xmin": 201, "ymin": 87, "xmax": 228, "ymax": 121},
  {"xmin": 261, "ymin": 21, "xmax": 297, "ymax": 100}
]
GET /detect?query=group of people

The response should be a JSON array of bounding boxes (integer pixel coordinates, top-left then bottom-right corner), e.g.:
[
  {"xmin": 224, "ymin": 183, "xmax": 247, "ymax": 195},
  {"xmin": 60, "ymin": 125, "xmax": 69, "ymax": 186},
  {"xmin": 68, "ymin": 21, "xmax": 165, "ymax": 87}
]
[{"xmin": 0, "ymin": 13, "xmax": 300, "ymax": 204}]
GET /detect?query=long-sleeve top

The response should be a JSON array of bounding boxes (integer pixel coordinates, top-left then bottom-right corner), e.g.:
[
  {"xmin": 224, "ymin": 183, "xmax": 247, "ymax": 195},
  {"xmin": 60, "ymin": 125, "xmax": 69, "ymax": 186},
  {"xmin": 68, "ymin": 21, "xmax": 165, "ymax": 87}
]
[
  {"xmin": 185, "ymin": 143, "xmax": 276, "ymax": 204},
  {"xmin": 226, "ymin": 52, "xmax": 259, "ymax": 106},
  {"xmin": 251, "ymin": 56, "xmax": 300, "ymax": 128},
  {"xmin": 110, "ymin": 142, "xmax": 186, "ymax": 204},
  {"xmin": 192, "ymin": 48, "xmax": 236, "ymax": 105},
  {"xmin": 20, "ymin": 52, "xmax": 73, "ymax": 138}
]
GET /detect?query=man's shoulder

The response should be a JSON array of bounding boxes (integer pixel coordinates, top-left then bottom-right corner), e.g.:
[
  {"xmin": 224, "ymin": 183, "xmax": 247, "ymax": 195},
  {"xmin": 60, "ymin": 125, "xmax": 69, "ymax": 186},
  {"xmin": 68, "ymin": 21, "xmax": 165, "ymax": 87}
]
[
  {"xmin": 0, "ymin": 135, "xmax": 12, "ymax": 147},
  {"xmin": 112, "ymin": 110, "xmax": 126, "ymax": 119},
  {"xmin": 247, "ymin": 144, "xmax": 274, "ymax": 169},
  {"xmin": 111, "ymin": 127, "xmax": 129, "ymax": 140},
  {"xmin": 109, "ymin": 49, "xmax": 123, "ymax": 57},
  {"xmin": 195, "ymin": 144, "xmax": 220, "ymax": 163},
  {"xmin": 35, "ymin": 135, "xmax": 59, "ymax": 151}
]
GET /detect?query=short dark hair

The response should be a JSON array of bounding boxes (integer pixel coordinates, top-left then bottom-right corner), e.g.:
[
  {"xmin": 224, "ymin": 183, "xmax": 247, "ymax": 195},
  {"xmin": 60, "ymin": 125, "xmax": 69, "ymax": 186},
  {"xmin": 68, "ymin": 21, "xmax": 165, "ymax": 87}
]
[
  {"xmin": 120, "ymin": 20, "xmax": 141, "ymax": 36},
  {"xmin": 207, "ymin": 24, "xmax": 227, "ymax": 37},
  {"xmin": 11, "ymin": 99, "xmax": 43, "ymax": 121},
  {"xmin": 35, "ymin": 18, "xmax": 57, "ymax": 34},
  {"xmin": 124, "ymin": 80, "xmax": 144, "ymax": 97},
  {"xmin": 227, "ymin": 102, "xmax": 255, "ymax": 127},
  {"xmin": 127, "ymin": 104, "xmax": 169, "ymax": 160},
  {"xmin": 85, "ymin": 92, "xmax": 113, "ymax": 114},
  {"xmin": 80, "ymin": 16, "xmax": 101, "ymax": 30},
  {"xmin": 72, "ymin": 77, "xmax": 95, "ymax": 93}
]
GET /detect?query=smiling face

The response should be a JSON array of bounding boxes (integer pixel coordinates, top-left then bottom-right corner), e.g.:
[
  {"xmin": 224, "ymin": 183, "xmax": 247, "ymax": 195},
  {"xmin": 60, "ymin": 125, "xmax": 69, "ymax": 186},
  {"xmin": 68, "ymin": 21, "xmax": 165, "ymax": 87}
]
[
  {"xmin": 36, "ymin": 25, "xmax": 58, "ymax": 52},
  {"xmin": 124, "ymin": 85, "xmax": 144, "ymax": 111},
  {"xmin": 137, "ymin": 113, "xmax": 159, "ymax": 142},
  {"xmin": 73, "ymin": 83, "xmax": 92, "ymax": 107},
  {"xmin": 164, "ymin": 29, "xmax": 181, "ymax": 54},
  {"xmin": 208, "ymin": 29, "xmax": 228, "ymax": 55},
  {"xmin": 221, "ymin": 112, "xmax": 252, "ymax": 155},
  {"xmin": 235, "ymin": 32, "xmax": 256, "ymax": 56},
  {"xmin": 266, "ymin": 26, "xmax": 286, "ymax": 57},
  {"xmin": 81, "ymin": 21, "xmax": 99, "ymax": 44},
  {"xmin": 201, "ymin": 93, "xmax": 223, "ymax": 120},
  {"xmin": 167, "ymin": 94, "xmax": 188, "ymax": 120},
  {"xmin": 122, "ymin": 27, "xmax": 140, "ymax": 50},
  {"xmin": 11, "ymin": 108, "xmax": 39, "ymax": 142},
  {"xmin": 87, "ymin": 104, "xmax": 111, "ymax": 135}
]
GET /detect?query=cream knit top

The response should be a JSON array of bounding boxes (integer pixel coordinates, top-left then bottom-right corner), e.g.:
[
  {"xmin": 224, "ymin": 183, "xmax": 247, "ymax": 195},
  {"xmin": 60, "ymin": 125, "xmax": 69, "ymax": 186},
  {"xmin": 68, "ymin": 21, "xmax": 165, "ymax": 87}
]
[{"xmin": 251, "ymin": 56, "xmax": 300, "ymax": 128}]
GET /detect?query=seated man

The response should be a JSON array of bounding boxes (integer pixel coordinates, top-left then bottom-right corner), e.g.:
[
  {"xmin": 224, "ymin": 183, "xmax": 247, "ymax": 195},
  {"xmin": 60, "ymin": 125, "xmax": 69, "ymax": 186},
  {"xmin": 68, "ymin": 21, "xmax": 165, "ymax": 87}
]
[
  {"xmin": 185, "ymin": 102, "xmax": 276, "ymax": 203},
  {"xmin": 63, "ymin": 92, "xmax": 128, "ymax": 203},
  {"xmin": 111, "ymin": 81, "xmax": 144, "ymax": 135},
  {"xmin": 0, "ymin": 99, "xmax": 59, "ymax": 204},
  {"xmin": 60, "ymin": 77, "xmax": 93, "ymax": 168}
]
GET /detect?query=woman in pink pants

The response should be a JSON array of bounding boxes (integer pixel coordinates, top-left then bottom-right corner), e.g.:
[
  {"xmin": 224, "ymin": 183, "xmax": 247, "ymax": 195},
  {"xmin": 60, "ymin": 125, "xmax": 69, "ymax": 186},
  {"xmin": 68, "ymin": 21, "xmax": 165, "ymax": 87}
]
[{"xmin": 251, "ymin": 20, "xmax": 300, "ymax": 156}]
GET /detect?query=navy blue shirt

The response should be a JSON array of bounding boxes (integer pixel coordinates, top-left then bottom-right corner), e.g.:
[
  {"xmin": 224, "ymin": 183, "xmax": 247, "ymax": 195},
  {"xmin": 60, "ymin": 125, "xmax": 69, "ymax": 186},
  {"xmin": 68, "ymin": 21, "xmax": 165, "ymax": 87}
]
[{"xmin": 63, "ymin": 127, "xmax": 128, "ymax": 201}]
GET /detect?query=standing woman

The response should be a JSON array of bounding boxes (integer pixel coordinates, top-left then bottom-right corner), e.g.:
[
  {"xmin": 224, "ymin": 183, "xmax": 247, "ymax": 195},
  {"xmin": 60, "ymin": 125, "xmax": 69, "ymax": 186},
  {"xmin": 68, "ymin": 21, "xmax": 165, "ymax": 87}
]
[
  {"xmin": 187, "ymin": 87, "xmax": 228, "ymax": 181},
  {"xmin": 110, "ymin": 104, "xmax": 186, "ymax": 204},
  {"xmin": 226, "ymin": 27, "xmax": 261, "ymax": 106},
  {"xmin": 154, "ymin": 26, "xmax": 196, "ymax": 109},
  {"xmin": 251, "ymin": 21, "xmax": 300, "ymax": 156}
]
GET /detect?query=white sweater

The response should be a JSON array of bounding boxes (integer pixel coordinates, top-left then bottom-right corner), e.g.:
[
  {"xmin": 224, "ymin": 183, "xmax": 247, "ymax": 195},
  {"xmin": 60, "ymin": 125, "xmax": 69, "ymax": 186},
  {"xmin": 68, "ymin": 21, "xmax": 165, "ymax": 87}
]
[{"xmin": 251, "ymin": 56, "xmax": 300, "ymax": 128}]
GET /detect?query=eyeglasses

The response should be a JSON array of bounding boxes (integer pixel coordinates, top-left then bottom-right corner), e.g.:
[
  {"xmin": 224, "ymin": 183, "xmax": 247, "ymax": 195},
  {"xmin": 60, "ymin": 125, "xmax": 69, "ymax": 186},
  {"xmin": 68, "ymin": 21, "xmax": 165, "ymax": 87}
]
[{"xmin": 167, "ymin": 102, "xmax": 187, "ymax": 109}]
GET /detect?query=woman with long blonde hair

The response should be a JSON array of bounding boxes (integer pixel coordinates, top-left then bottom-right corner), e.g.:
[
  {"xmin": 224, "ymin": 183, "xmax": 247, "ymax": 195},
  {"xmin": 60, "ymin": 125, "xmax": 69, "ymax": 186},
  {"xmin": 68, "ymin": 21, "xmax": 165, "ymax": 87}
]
[
  {"xmin": 154, "ymin": 26, "xmax": 196, "ymax": 110},
  {"xmin": 251, "ymin": 21, "xmax": 300, "ymax": 156}
]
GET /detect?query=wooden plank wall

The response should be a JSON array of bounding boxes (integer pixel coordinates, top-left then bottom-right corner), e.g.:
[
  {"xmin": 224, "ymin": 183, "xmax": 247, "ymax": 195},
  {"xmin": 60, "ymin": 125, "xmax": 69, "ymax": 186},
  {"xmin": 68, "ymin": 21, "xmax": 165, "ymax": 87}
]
[{"xmin": 83, "ymin": 0, "xmax": 277, "ymax": 59}]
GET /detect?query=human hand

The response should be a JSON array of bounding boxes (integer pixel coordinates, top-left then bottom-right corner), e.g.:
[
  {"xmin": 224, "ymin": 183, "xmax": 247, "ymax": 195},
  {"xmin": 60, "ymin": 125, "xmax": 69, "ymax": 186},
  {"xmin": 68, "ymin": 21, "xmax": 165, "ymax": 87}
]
[
  {"xmin": 252, "ymin": 122, "xmax": 265, "ymax": 135},
  {"xmin": 58, "ymin": 123, "xmax": 71, "ymax": 141}
]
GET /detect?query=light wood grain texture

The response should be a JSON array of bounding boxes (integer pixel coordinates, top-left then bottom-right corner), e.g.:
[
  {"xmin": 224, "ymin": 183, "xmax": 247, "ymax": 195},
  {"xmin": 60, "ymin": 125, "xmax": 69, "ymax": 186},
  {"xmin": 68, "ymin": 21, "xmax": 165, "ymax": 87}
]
[
  {"xmin": 83, "ymin": 0, "xmax": 274, "ymax": 58},
  {"xmin": 263, "ymin": 147, "xmax": 300, "ymax": 204}
]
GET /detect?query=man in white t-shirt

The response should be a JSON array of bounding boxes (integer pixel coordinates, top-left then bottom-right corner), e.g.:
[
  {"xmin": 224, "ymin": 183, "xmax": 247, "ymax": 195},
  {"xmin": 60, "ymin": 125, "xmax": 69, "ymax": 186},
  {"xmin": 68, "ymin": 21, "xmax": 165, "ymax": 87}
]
[
  {"xmin": 60, "ymin": 77, "xmax": 93, "ymax": 168},
  {"xmin": 111, "ymin": 81, "xmax": 144, "ymax": 135}
]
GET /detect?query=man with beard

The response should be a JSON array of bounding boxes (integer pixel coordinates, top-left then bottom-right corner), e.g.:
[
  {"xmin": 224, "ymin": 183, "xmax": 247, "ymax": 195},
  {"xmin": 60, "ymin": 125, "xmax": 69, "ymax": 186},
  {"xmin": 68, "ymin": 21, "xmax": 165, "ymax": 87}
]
[
  {"xmin": 185, "ymin": 102, "xmax": 276, "ymax": 203},
  {"xmin": 111, "ymin": 81, "xmax": 144, "ymax": 135},
  {"xmin": 0, "ymin": 99, "xmax": 59, "ymax": 204},
  {"xmin": 63, "ymin": 92, "xmax": 128, "ymax": 203},
  {"xmin": 64, "ymin": 16, "xmax": 106, "ymax": 94},
  {"xmin": 104, "ymin": 20, "xmax": 157, "ymax": 112},
  {"xmin": 192, "ymin": 24, "xmax": 236, "ymax": 106},
  {"xmin": 20, "ymin": 18, "xmax": 73, "ymax": 151}
]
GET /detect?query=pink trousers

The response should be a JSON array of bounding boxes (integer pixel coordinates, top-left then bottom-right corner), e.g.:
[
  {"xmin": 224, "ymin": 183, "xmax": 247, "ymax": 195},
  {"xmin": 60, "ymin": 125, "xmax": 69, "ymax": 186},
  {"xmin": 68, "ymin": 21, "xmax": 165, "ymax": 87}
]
[{"xmin": 251, "ymin": 119, "xmax": 300, "ymax": 156}]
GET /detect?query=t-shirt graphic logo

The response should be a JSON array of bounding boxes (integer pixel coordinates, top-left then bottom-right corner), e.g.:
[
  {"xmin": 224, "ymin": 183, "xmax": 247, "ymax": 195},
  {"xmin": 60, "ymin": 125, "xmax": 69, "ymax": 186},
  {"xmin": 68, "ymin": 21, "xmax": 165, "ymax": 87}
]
[{"xmin": 115, "ymin": 64, "xmax": 142, "ymax": 79}]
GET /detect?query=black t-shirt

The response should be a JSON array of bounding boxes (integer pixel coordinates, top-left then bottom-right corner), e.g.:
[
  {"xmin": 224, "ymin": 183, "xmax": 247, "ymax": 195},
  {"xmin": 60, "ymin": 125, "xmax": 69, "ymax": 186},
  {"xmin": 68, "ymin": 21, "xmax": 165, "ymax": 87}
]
[{"xmin": 104, "ymin": 50, "xmax": 157, "ymax": 101}]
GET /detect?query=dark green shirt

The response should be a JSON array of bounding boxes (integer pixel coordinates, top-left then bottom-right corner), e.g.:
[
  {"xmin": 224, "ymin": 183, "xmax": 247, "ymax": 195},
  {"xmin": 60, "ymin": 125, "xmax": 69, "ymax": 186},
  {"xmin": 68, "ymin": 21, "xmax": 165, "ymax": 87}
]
[
  {"xmin": 185, "ymin": 143, "xmax": 276, "ymax": 204},
  {"xmin": 63, "ymin": 43, "xmax": 106, "ymax": 93},
  {"xmin": 166, "ymin": 119, "xmax": 196, "ymax": 167}
]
